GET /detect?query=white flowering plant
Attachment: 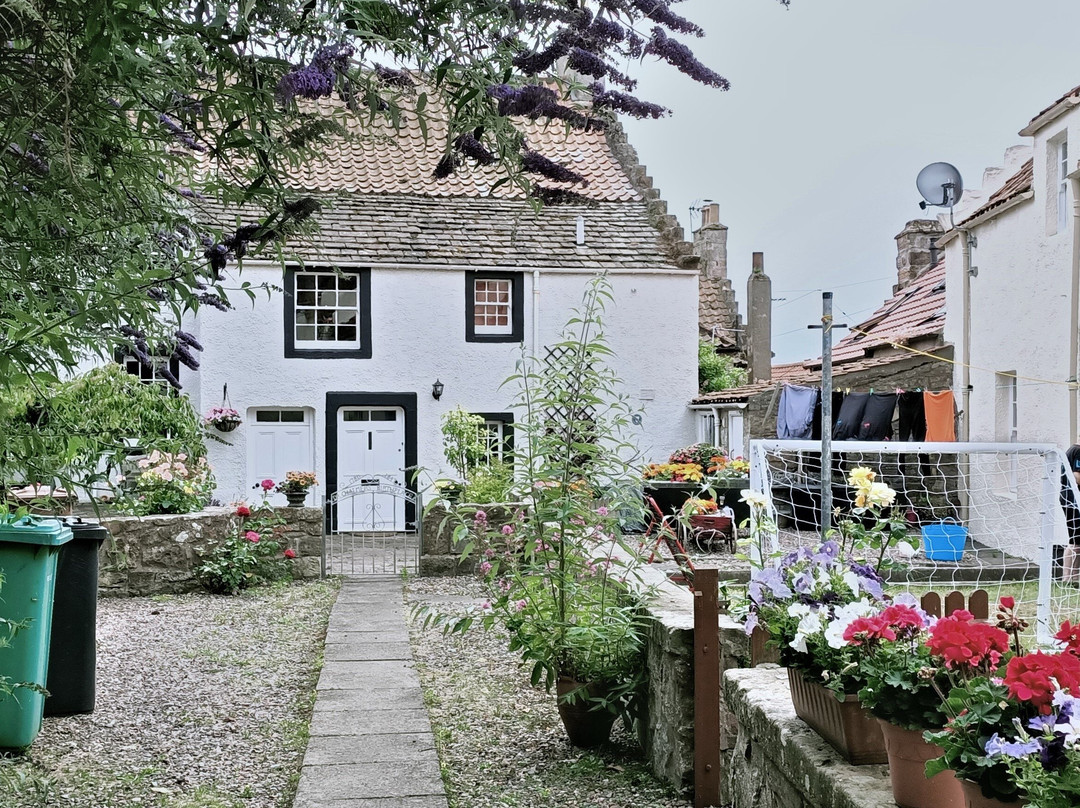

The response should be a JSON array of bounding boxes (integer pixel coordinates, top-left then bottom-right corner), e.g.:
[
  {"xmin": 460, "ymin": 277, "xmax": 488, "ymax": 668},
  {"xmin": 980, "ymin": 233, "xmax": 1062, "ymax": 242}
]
[{"xmin": 743, "ymin": 467, "xmax": 910, "ymax": 696}]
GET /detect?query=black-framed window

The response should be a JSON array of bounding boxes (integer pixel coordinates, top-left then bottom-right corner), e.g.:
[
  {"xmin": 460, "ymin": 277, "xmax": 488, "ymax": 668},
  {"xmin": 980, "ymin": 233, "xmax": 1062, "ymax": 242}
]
[
  {"xmin": 475, "ymin": 412, "xmax": 514, "ymax": 463},
  {"xmin": 465, "ymin": 271, "xmax": 524, "ymax": 343},
  {"xmin": 115, "ymin": 350, "xmax": 180, "ymax": 390},
  {"xmin": 285, "ymin": 266, "xmax": 372, "ymax": 359}
]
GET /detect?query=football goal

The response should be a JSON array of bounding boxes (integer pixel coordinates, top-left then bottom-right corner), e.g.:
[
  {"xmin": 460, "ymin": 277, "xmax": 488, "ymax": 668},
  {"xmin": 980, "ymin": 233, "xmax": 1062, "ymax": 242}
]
[{"xmin": 748, "ymin": 440, "xmax": 1080, "ymax": 644}]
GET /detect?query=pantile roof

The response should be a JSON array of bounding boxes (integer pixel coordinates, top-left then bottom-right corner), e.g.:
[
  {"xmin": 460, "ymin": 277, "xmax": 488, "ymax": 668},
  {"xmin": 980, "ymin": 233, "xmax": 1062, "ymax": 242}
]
[
  {"xmin": 1021, "ymin": 84, "xmax": 1080, "ymax": 134},
  {"xmin": 959, "ymin": 159, "xmax": 1033, "ymax": 225},
  {"xmin": 692, "ymin": 261, "xmax": 948, "ymax": 404},
  {"xmin": 199, "ymin": 93, "xmax": 696, "ymax": 271}
]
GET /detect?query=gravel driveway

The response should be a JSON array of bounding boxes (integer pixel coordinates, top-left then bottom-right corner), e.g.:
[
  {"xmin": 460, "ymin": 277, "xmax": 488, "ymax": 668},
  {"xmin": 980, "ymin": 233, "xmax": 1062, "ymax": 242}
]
[{"xmin": 0, "ymin": 579, "xmax": 339, "ymax": 808}]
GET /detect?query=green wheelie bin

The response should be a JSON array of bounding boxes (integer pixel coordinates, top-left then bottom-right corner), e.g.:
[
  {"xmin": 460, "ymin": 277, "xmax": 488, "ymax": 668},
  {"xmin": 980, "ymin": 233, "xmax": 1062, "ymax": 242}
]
[{"xmin": 0, "ymin": 515, "xmax": 73, "ymax": 749}]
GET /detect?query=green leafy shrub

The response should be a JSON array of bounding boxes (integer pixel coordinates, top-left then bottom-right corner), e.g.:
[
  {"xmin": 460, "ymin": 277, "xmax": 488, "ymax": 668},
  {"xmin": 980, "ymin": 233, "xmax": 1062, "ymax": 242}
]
[
  {"xmin": 196, "ymin": 504, "xmax": 295, "ymax": 595},
  {"xmin": 0, "ymin": 364, "xmax": 206, "ymax": 490},
  {"xmin": 462, "ymin": 461, "xmax": 514, "ymax": 504},
  {"xmin": 441, "ymin": 407, "xmax": 487, "ymax": 483},
  {"xmin": 698, "ymin": 341, "xmax": 746, "ymax": 394}
]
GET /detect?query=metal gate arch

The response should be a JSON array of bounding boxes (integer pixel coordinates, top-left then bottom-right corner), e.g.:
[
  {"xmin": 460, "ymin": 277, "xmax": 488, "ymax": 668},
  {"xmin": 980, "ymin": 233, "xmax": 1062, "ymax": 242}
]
[{"xmin": 322, "ymin": 475, "xmax": 422, "ymax": 576}]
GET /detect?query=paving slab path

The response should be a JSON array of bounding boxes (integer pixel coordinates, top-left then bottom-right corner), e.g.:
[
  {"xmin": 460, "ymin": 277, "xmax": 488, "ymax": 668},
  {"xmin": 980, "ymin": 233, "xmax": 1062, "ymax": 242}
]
[{"xmin": 293, "ymin": 576, "xmax": 449, "ymax": 808}]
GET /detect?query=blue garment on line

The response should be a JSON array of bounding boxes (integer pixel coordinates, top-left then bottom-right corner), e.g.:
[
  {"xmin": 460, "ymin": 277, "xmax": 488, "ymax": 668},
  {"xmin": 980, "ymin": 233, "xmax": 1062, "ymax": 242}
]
[{"xmin": 777, "ymin": 384, "xmax": 819, "ymax": 439}]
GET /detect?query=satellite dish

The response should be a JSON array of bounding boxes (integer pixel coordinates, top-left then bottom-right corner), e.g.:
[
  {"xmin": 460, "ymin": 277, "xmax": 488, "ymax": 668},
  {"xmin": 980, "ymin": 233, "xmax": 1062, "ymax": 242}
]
[{"xmin": 916, "ymin": 162, "xmax": 964, "ymax": 209}]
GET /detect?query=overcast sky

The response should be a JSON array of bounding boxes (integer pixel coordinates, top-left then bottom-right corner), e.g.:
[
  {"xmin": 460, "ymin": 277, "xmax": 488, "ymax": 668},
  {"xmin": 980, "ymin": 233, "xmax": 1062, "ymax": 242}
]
[{"xmin": 621, "ymin": 0, "xmax": 1080, "ymax": 363}]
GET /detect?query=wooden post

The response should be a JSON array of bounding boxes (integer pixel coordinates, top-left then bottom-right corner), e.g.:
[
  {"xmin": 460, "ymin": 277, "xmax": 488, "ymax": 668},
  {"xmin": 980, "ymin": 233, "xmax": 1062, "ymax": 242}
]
[{"xmin": 694, "ymin": 567, "xmax": 721, "ymax": 808}]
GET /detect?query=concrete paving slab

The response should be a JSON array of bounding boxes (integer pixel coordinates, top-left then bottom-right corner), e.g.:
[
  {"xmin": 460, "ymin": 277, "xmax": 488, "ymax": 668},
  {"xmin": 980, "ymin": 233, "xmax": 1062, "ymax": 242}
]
[
  {"xmin": 317, "ymin": 660, "xmax": 421, "ymax": 690},
  {"xmin": 294, "ymin": 797, "xmax": 447, "ymax": 808},
  {"xmin": 295, "ymin": 759, "xmax": 444, "ymax": 802},
  {"xmin": 302, "ymin": 732, "xmax": 435, "ymax": 766},
  {"xmin": 309, "ymin": 708, "xmax": 433, "ymax": 737},
  {"xmin": 324, "ymin": 631, "xmax": 409, "ymax": 645},
  {"xmin": 323, "ymin": 642, "xmax": 413, "ymax": 662},
  {"xmin": 311, "ymin": 686, "xmax": 427, "ymax": 712}
]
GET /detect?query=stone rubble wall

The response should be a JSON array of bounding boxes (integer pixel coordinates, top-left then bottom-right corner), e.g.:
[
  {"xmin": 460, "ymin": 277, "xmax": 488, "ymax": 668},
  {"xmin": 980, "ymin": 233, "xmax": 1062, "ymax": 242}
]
[
  {"xmin": 419, "ymin": 502, "xmax": 522, "ymax": 577},
  {"xmin": 97, "ymin": 506, "xmax": 322, "ymax": 597},
  {"xmin": 723, "ymin": 668, "xmax": 895, "ymax": 808}
]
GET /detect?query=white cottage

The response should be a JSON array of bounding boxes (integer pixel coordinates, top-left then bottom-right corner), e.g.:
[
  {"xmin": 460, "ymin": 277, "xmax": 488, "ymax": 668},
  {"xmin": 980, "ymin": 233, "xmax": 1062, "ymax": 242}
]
[
  {"xmin": 940, "ymin": 83, "xmax": 1080, "ymax": 446},
  {"xmin": 174, "ymin": 109, "xmax": 701, "ymax": 516}
]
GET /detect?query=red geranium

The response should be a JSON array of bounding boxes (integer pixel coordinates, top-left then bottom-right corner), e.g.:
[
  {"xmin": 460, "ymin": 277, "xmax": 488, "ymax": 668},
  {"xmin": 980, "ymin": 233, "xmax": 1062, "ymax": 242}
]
[
  {"xmin": 879, "ymin": 604, "xmax": 925, "ymax": 636},
  {"xmin": 926, "ymin": 609, "xmax": 1010, "ymax": 671},
  {"xmin": 1055, "ymin": 620, "xmax": 1080, "ymax": 656},
  {"xmin": 843, "ymin": 615, "xmax": 896, "ymax": 646},
  {"xmin": 236, "ymin": 504, "xmax": 251, "ymax": 517},
  {"xmin": 1003, "ymin": 651, "xmax": 1080, "ymax": 714}
]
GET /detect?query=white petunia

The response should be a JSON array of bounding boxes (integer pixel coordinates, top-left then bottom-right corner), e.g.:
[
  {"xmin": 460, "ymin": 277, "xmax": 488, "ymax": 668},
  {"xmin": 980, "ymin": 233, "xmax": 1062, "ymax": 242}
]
[
  {"xmin": 842, "ymin": 570, "xmax": 860, "ymax": 596},
  {"xmin": 824, "ymin": 599, "xmax": 874, "ymax": 649}
]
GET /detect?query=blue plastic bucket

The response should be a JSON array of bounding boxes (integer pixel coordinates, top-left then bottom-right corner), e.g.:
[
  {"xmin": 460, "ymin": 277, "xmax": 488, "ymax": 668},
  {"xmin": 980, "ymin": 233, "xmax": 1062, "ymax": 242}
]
[{"xmin": 921, "ymin": 520, "xmax": 967, "ymax": 561}]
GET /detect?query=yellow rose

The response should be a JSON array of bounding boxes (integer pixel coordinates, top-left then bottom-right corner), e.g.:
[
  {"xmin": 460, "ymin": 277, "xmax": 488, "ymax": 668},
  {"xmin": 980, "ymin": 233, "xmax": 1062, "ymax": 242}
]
[{"xmin": 847, "ymin": 466, "xmax": 876, "ymax": 487}]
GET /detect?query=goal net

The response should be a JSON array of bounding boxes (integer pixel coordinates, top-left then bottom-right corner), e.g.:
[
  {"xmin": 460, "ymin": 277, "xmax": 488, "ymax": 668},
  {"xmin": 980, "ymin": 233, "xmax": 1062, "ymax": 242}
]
[{"xmin": 748, "ymin": 440, "xmax": 1079, "ymax": 645}]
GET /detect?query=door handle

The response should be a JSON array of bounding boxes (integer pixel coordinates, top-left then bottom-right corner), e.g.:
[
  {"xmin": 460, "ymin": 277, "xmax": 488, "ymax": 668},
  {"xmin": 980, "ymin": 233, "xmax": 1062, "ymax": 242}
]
[{"xmin": 368, "ymin": 433, "xmax": 372, "ymax": 451}]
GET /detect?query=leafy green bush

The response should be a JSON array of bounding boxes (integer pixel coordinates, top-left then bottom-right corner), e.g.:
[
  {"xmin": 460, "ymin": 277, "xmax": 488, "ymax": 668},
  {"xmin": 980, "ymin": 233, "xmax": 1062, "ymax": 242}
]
[
  {"xmin": 698, "ymin": 341, "xmax": 746, "ymax": 394},
  {"xmin": 196, "ymin": 504, "xmax": 295, "ymax": 595},
  {"xmin": 0, "ymin": 364, "xmax": 207, "ymax": 489},
  {"xmin": 441, "ymin": 407, "xmax": 487, "ymax": 482},
  {"xmin": 462, "ymin": 461, "xmax": 514, "ymax": 504}
]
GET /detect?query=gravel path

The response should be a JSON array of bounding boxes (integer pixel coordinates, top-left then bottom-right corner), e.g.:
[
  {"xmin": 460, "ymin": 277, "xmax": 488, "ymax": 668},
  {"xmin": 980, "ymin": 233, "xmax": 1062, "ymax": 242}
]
[
  {"xmin": 405, "ymin": 577, "xmax": 691, "ymax": 808},
  {"xmin": 0, "ymin": 579, "xmax": 339, "ymax": 808}
]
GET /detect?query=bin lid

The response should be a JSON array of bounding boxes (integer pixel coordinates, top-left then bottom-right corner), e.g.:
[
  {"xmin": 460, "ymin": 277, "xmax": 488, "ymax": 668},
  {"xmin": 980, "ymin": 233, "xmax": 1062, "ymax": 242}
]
[
  {"xmin": 62, "ymin": 517, "xmax": 110, "ymax": 542},
  {"xmin": 0, "ymin": 515, "xmax": 74, "ymax": 546}
]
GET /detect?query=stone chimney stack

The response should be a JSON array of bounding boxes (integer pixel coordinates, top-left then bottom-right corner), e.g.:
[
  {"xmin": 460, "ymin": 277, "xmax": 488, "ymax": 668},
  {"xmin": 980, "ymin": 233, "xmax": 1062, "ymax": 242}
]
[
  {"xmin": 746, "ymin": 252, "xmax": 772, "ymax": 383},
  {"xmin": 894, "ymin": 219, "xmax": 945, "ymax": 293},
  {"xmin": 694, "ymin": 203, "xmax": 727, "ymax": 279}
]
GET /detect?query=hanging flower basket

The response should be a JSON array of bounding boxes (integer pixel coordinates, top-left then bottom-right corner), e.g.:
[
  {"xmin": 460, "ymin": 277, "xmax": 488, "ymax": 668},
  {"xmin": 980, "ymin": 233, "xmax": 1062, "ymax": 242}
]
[{"xmin": 205, "ymin": 406, "xmax": 241, "ymax": 433}]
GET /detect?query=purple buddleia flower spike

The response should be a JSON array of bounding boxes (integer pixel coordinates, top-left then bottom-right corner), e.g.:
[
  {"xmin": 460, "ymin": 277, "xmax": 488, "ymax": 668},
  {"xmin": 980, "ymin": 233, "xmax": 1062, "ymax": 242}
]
[
  {"xmin": 197, "ymin": 292, "xmax": 231, "ymax": 312},
  {"xmin": 454, "ymin": 133, "xmax": 496, "ymax": 166},
  {"xmin": 631, "ymin": 0, "xmax": 705, "ymax": 37},
  {"xmin": 645, "ymin": 28, "xmax": 729, "ymax": 88},
  {"xmin": 175, "ymin": 330, "xmax": 204, "ymax": 351},
  {"xmin": 589, "ymin": 83, "xmax": 669, "ymax": 119},
  {"xmin": 521, "ymin": 150, "xmax": 588, "ymax": 186},
  {"xmin": 277, "ymin": 43, "xmax": 355, "ymax": 102},
  {"xmin": 158, "ymin": 114, "xmax": 205, "ymax": 152},
  {"xmin": 373, "ymin": 64, "xmax": 414, "ymax": 88},
  {"xmin": 173, "ymin": 344, "xmax": 200, "ymax": 371}
]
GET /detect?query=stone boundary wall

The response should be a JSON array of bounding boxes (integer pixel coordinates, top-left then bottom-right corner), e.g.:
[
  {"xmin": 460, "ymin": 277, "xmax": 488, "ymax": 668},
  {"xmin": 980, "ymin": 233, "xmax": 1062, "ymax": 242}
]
[
  {"xmin": 419, "ymin": 503, "xmax": 521, "ymax": 576},
  {"xmin": 97, "ymin": 506, "xmax": 322, "ymax": 596},
  {"xmin": 722, "ymin": 668, "xmax": 894, "ymax": 808},
  {"xmin": 625, "ymin": 562, "xmax": 754, "ymax": 793}
]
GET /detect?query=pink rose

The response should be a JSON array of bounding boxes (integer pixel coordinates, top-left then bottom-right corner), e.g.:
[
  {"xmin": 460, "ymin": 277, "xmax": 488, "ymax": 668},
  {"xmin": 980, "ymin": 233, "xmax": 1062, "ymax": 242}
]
[
  {"xmin": 283, "ymin": 548, "xmax": 297, "ymax": 559},
  {"xmin": 236, "ymin": 505, "xmax": 251, "ymax": 517},
  {"xmin": 260, "ymin": 479, "xmax": 275, "ymax": 491},
  {"xmin": 245, "ymin": 531, "xmax": 260, "ymax": 543}
]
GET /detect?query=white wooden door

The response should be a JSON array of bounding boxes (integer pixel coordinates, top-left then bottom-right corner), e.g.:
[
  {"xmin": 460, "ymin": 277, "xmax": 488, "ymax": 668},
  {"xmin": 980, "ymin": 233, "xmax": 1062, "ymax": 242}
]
[
  {"xmin": 248, "ymin": 409, "xmax": 314, "ymax": 506},
  {"xmin": 336, "ymin": 407, "xmax": 405, "ymax": 530}
]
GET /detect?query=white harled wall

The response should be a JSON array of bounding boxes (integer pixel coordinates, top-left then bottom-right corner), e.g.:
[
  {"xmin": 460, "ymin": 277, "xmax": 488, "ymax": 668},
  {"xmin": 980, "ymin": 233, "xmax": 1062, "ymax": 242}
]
[
  {"xmin": 944, "ymin": 110, "xmax": 1077, "ymax": 447},
  {"xmin": 189, "ymin": 263, "xmax": 698, "ymax": 505}
]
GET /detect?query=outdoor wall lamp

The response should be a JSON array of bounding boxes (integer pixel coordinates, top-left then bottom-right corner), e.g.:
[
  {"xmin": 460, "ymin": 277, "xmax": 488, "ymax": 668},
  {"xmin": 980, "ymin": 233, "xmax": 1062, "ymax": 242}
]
[{"xmin": 432, "ymin": 379, "xmax": 444, "ymax": 400}]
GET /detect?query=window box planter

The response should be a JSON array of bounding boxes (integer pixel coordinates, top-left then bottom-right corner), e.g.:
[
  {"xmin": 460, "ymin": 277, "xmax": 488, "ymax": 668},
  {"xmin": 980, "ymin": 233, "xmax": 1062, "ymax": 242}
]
[{"xmin": 786, "ymin": 667, "xmax": 887, "ymax": 765}]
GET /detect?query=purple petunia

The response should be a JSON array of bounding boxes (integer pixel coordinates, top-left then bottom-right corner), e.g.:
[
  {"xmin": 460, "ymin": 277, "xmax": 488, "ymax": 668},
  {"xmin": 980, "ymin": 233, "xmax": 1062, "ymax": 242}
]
[{"xmin": 984, "ymin": 734, "xmax": 1041, "ymax": 759}]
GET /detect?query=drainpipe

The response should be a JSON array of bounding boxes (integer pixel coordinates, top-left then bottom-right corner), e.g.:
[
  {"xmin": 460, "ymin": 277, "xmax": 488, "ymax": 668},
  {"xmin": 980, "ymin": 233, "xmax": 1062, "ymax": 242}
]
[
  {"xmin": 532, "ymin": 269, "xmax": 541, "ymax": 355},
  {"xmin": 960, "ymin": 227, "xmax": 973, "ymax": 441},
  {"xmin": 1068, "ymin": 169, "xmax": 1080, "ymax": 442}
]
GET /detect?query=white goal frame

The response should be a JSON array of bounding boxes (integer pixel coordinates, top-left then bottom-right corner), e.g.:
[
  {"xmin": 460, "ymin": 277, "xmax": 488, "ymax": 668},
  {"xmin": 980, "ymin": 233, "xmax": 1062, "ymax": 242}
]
[{"xmin": 749, "ymin": 440, "xmax": 1077, "ymax": 645}]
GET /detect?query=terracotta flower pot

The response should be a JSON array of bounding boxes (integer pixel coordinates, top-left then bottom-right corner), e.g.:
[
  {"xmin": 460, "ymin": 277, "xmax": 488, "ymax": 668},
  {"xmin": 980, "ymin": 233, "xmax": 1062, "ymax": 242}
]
[
  {"xmin": 957, "ymin": 779, "xmax": 1026, "ymax": 808},
  {"xmin": 878, "ymin": 720, "xmax": 964, "ymax": 808},
  {"xmin": 556, "ymin": 677, "xmax": 617, "ymax": 748},
  {"xmin": 786, "ymin": 668, "xmax": 887, "ymax": 764}
]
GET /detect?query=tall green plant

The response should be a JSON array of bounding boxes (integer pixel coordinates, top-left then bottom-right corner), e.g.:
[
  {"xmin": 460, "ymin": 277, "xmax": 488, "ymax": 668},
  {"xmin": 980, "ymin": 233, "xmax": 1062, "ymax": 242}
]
[
  {"xmin": 420, "ymin": 276, "xmax": 652, "ymax": 731},
  {"xmin": 440, "ymin": 407, "xmax": 487, "ymax": 483}
]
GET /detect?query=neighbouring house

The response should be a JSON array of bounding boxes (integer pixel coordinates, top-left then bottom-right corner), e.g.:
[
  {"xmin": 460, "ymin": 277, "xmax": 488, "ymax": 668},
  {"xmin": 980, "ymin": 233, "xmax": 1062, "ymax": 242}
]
[
  {"xmin": 690, "ymin": 219, "xmax": 953, "ymax": 456},
  {"xmin": 156, "ymin": 98, "xmax": 704, "ymax": 518},
  {"xmin": 939, "ymin": 82, "xmax": 1080, "ymax": 447}
]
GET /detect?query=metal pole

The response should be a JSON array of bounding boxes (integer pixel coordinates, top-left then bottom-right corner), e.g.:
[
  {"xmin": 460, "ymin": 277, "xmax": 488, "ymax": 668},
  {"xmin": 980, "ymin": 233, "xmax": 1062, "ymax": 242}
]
[{"xmin": 821, "ymin": 292, "xmax": 834, "ymax": 541}]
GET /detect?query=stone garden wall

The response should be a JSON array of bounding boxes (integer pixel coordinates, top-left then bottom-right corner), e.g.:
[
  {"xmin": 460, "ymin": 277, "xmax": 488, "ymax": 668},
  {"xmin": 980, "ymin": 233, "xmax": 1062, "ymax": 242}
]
[
  {"xmin": 722, "ymin": 668, "xmax": 894, "ymax": 808},
  {"xmin": 97, "ymin": 506, "xmax": 322, "ymax": 596}
]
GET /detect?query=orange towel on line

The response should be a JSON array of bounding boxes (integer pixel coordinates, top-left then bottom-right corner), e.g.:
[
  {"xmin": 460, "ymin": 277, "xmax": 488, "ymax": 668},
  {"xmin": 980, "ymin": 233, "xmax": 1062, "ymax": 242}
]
[{"xmin": 923, "ymin": 391, "xmax": 956, "ymax": 442}]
